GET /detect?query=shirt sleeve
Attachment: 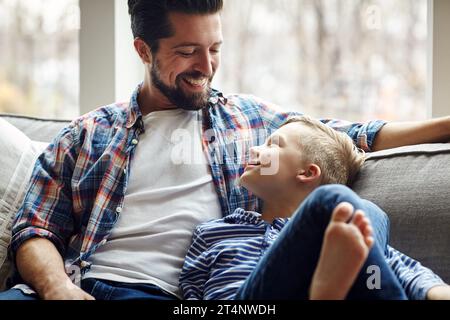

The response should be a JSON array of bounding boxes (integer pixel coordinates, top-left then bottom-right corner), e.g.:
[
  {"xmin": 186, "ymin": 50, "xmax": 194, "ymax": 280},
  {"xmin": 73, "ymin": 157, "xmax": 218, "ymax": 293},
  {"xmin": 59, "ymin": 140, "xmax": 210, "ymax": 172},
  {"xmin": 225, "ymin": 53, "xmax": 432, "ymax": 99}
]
[
  {"xmin": 253, "ymin": 95, "xmax": 386, "ymax": 152},
  {"xmin": 9, "ymin": 122, "xmax": 79, "ymax": 261},
  {"xmin": 386, "ymin": 245, "xmax": 445, "ymax": 300},
  {"xmin": 319, "ymin": 118, "xmax": 387, "ymax": 152},
  {"xmin": 179, "ymin": 226, "xmax": 211, "ymax": 300}
]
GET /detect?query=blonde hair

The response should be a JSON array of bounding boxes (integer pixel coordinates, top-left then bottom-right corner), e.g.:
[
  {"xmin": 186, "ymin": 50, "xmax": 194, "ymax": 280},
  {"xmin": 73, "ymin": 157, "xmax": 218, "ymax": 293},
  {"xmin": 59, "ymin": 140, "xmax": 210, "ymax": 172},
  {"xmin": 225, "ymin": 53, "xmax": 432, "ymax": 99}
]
[{"xmin": 283, "ymin": 116, "xmax": 366, "ymax": 186}]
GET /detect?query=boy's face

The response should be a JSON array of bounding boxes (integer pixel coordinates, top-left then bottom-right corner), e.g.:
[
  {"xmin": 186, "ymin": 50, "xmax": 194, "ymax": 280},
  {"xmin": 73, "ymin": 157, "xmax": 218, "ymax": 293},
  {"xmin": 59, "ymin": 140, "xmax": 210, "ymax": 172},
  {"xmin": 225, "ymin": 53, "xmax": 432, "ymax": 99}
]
[{"xmin": 240, "ymin": 122, "xmax": 313, "ymax": 200}]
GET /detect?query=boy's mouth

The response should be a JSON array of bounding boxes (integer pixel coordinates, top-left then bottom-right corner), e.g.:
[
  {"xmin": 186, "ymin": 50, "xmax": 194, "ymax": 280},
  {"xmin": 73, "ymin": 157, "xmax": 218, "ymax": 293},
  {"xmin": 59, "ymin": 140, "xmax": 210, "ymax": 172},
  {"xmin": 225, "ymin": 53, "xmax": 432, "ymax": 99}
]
[
  {"xmin": 245, "ymin": 161, "xmax": 261, "ymax": 170},
  {"xmin": 247, "ymin": 159, "xmax": 261, "ymax": 166}
]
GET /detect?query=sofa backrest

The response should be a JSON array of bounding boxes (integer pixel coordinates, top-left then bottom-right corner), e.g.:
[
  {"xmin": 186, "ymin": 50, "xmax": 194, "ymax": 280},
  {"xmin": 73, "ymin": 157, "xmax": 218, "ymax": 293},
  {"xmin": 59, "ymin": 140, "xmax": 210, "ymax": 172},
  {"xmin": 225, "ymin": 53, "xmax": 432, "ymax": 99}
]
[
  {"xmin": 351, "ymin": 143, "xmax": 450, "ymax": 283},
  {"xmin": 2, "ymin": 113, "xmax": 449, "ymax": 287},
  {"xmin": 0, "ymin": 114, "xmax": 70, "ymax": 143}
]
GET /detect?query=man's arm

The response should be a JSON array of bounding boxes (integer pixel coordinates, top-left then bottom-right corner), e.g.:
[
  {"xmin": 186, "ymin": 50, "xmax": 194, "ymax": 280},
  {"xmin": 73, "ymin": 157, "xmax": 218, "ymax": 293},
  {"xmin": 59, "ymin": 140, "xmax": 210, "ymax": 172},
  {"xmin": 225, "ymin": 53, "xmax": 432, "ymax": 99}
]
[
  {"xmin": 372, "ymin": 116, "xmax": 450, "ymax": 151},
  {"xmin": 16, "ymin": 238, "xmax": 94, "ymax": 300},
  {"xmin": 9, "ymin": 122, "xmax": 91, "ymax": 300}
]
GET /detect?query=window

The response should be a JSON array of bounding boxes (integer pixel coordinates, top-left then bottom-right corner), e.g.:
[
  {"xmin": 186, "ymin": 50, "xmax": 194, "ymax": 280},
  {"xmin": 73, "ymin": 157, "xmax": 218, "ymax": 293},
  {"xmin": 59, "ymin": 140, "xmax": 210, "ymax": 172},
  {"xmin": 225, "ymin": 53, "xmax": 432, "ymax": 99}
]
[
  {"xmin": 215, "ymin": 0, "xmax": 428, "ymax": 122},
  {"xmin": 0, "ymin": 0, "xmax": 79, "ymax": 119}
]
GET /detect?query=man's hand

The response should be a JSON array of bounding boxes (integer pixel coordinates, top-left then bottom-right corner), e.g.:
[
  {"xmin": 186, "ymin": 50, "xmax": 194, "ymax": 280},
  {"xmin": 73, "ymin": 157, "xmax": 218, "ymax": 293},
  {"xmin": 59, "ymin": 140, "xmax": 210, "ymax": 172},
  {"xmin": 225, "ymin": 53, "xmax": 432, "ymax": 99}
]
[
  {"xmin": 41, "ymin": 278, "xmax": 95, "ymax": 300},
  {"xmin": 427, "ymin": 285, "xmax": 450, "ymax": 300},
  {"xmin": 15, "ymin": 238, "xmax": 95, "ymax": 300}
]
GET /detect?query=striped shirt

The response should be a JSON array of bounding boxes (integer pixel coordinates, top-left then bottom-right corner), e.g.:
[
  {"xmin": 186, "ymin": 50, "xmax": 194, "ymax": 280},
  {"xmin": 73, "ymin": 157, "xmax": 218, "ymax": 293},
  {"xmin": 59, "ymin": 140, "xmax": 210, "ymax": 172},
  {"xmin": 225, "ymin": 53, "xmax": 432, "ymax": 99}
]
[
  {"xmin": 10, "ymin": 84, "xmax": 387, "ymax": 289},
  {"xmin": 180, "ymin": 209, "xmax": 444, "ymax": 300}
]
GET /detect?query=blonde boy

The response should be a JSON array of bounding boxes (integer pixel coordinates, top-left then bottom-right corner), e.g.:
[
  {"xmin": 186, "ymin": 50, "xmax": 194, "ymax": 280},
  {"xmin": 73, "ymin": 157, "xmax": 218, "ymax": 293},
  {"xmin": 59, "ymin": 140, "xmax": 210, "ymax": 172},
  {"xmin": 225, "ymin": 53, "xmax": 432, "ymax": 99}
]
[{"xmin": 180, "ymin": 116, "xmax": 445, "ymax": 300}]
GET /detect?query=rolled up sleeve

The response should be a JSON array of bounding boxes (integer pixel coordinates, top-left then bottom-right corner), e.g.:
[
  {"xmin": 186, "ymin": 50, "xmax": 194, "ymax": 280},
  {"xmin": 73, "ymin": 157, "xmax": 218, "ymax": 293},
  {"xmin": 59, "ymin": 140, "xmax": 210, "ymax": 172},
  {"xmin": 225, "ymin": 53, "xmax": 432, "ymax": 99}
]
[
  {"xmin": 9, "ymin": 123, "xmax": 79, "ymax": 262},
  {"xmin": 320, "ymin": 119, "xmax": 387, "ymax": 152}
]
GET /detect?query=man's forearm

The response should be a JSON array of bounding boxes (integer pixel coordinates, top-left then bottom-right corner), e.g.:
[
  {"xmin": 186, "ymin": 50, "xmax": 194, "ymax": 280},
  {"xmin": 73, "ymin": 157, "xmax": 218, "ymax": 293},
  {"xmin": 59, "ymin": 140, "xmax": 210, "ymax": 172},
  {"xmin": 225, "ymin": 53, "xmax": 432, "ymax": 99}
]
[
  {"xmin": 372, "ymin": 116, "xmax": 450, "ymax": 151},
  {"xmin": 16, "ymin": 237, "xmax": 70, "ymax": 298}
]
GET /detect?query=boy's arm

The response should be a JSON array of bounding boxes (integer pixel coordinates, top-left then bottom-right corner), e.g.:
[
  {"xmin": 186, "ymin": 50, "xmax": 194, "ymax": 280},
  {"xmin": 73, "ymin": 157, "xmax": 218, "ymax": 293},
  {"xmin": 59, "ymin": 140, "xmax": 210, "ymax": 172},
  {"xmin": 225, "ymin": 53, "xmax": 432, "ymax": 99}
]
[
  {"xmin": 179, "ymin": 226, "xmax": 210, "ymax": 300},
  {"xmin": 427, "ymin": 285, "xmax": 450, "ymax": 300},
  {"xmin": 386, "ymin": 246, "xmax": 447, "ymax": 300}
]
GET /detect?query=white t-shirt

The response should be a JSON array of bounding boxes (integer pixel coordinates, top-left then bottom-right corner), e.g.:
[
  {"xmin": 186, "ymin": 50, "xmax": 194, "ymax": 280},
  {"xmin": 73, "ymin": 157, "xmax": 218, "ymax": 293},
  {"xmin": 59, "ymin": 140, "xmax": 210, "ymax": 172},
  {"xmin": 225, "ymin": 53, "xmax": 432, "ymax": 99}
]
[{"xmin": 83, "ymin": 109, "xmax": 222, "ymax": 298}]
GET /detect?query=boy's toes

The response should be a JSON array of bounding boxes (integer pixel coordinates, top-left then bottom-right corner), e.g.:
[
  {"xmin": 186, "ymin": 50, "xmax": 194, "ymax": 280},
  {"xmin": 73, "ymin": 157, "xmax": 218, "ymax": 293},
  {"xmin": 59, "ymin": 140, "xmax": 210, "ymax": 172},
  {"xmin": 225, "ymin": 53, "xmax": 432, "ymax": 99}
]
[
  {"xmin": 351, "ymin": 210, "xmax": 365, "ymax": 227},
  {"xmin": 331, "ymin": 202, "xmax": 354, "ymax": 223}
]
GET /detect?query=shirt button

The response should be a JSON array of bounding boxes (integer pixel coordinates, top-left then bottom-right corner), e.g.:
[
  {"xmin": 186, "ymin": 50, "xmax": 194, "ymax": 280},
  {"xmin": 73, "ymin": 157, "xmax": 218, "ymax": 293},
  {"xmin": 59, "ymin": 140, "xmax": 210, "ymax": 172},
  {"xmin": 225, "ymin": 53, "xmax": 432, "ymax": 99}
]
[
  {"xmin": 116, "ymin": 207, "xmax": 122, "ymax": 213},
  {"xmin": 208, "ymin": 97, "xmax": 218, "ymax": 104},
  {"xmin": 80, "ymin": 261, "xmax": 89, "ymax": 268},
  {"xmin": 131, "ymin": 139, "xmax": 139, "ymax": 145}
]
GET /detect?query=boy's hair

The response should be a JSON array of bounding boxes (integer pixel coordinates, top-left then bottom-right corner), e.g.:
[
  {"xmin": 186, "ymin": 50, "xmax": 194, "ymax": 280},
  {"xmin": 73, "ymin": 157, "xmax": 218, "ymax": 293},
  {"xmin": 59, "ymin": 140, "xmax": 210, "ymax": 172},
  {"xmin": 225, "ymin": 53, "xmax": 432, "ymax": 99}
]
[
  {"xmin": 128, "ymin": 0, "xmax": 223, "ymax": 53},
  {"xmin": 283, "ymin": 116, "xmax": 366, "ymax": 186}
]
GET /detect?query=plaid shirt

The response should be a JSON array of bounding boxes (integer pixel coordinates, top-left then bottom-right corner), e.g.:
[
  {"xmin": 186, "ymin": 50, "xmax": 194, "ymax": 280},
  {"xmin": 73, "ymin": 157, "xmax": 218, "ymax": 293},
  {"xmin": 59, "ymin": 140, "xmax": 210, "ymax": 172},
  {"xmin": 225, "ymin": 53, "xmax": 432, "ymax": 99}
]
[{"xmin": 10, "ymin": 84, "xmax": 387, "ymax": 277}]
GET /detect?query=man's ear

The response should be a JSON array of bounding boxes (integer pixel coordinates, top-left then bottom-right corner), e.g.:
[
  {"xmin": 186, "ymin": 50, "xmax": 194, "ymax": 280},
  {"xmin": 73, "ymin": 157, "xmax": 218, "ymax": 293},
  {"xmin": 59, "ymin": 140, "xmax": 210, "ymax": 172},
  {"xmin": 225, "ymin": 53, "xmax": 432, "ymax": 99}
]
[
  {"xmin": 296, "ymin": 164, "xmax": 321, "ymax": 184},
  {"xmin": 134, "ymin": 38, "xmax": 152, "ymax": 64}
]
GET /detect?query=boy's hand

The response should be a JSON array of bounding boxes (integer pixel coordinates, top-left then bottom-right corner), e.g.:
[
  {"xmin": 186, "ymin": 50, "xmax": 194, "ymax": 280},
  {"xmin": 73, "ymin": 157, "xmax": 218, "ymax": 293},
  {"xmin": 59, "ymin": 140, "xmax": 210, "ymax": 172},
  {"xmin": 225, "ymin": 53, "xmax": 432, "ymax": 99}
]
[{"xmin": 427, "ymin": 285, "xmax": 450, "ymax": 300}]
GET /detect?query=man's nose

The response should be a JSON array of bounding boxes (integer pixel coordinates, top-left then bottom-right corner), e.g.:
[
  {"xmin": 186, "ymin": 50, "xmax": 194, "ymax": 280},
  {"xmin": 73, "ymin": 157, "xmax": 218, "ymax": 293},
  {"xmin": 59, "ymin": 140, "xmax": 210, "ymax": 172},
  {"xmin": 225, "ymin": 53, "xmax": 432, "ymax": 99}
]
[{"xmin": 194, "ymin": 51, "xmax": 213, "ymax": 77}]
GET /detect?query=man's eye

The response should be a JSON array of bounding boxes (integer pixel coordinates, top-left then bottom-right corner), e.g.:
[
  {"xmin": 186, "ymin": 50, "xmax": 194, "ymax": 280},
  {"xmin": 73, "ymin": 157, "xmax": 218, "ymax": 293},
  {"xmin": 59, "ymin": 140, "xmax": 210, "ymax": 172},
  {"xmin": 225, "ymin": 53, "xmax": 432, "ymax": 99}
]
[{"xmin": 178, "ymin": 51, "xmax": 195, "ymax": 57}]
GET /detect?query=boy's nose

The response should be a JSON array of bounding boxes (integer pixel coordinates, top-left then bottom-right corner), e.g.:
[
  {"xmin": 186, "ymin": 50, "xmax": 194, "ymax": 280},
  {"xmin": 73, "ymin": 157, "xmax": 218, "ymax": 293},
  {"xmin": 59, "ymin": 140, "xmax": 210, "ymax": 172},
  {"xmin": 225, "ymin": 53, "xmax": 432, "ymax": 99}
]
[{"xmin": 249, "ymin": 146, "xmax": 260, "ymax": 162}]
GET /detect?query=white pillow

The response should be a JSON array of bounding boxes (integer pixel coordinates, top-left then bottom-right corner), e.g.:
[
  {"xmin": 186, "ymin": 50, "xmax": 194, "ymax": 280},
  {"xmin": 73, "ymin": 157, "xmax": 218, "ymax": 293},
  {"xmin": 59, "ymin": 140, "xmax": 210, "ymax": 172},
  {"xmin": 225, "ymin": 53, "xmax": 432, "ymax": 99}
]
[{"xmin": 0, "ymin": 118, "xmax": 48, "ymax": 290}]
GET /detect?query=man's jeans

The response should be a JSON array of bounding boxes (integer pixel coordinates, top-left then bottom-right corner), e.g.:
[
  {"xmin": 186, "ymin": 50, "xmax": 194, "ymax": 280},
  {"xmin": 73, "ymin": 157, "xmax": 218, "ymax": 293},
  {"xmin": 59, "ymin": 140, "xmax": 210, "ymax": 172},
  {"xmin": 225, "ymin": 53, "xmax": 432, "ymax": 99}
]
[
  {"xmin": 0, "ymin": 278, "xmax": 178, "ymax": 300},
  {"xmin": 235, "ymin": 184, "xmax": 407, "ymax": 300}
]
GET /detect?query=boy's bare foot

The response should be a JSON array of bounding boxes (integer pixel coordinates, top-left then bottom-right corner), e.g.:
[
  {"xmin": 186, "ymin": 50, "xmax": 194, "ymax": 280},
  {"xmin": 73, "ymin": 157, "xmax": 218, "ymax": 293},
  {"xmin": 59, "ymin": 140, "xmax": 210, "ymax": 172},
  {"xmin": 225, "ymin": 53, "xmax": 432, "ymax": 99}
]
[{"xmin": 309, "ymin": 202, "xmax": 374, "ymax": 300}]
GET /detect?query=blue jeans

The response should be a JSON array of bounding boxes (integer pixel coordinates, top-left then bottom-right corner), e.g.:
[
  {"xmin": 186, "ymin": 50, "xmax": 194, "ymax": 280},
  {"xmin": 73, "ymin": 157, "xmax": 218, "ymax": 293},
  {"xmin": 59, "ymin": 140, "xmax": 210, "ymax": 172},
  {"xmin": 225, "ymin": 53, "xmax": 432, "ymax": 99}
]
[
  {"xmin": 235, "ymin": 184, "xmax": 407, "ymax": 300},
  {"xmin": 0, "ymin": 278, "xmax": 179, "ymax": 300}
]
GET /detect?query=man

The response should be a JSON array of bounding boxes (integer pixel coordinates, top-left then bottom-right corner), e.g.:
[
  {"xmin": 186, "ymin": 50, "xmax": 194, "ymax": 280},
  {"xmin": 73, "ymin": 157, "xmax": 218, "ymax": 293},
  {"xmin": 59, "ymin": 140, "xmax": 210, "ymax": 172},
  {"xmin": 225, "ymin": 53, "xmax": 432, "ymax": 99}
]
[{"xmin": 1, "ymin": 0, "xmax": 449, "ymax": 300}]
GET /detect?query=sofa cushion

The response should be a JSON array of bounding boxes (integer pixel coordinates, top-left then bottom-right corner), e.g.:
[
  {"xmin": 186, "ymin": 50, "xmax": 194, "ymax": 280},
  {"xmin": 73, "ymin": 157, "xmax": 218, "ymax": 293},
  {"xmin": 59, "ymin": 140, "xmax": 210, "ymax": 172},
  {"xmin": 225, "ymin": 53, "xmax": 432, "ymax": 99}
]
[
  {"xmin": 351, "ymin": 143, "xmax": 450, "ymax": 284},
  {"xmin": 0, "ymin": 114, "xmax": 70, "ymax": 143},
  {"xmin": 0, "ymin": 118, "xmax": 48, "ymax": 290}
]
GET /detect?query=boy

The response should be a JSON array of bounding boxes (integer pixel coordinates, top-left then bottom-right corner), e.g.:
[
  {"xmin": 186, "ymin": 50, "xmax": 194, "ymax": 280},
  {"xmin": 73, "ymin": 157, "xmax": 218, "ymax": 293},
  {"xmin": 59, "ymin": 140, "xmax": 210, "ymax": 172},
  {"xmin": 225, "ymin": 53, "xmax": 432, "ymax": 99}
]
[{"xmin": 179, "ymin": 116, "xmax": 446, "ymax": 300}]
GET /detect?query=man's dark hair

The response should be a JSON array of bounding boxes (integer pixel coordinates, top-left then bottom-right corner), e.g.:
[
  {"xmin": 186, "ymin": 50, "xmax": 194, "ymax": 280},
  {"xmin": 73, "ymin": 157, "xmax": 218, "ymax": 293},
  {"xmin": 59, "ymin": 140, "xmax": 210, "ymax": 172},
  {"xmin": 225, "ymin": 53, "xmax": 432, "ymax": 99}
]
[{"xmin": 128, "ymin": 0, "xmax": 223, "ymax": 53}]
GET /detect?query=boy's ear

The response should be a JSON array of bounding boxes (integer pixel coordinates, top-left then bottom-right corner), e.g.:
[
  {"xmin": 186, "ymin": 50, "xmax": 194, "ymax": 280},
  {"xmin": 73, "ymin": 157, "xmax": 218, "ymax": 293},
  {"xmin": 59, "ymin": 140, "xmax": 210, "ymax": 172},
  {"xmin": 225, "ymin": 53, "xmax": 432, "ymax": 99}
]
[
  {"xmin": 134, "ymin": 38, "xmax": 152, "ymax": 64},
  {"xmin": 297, "ymin": 164, "xmax": 321, "ymax": 184}
]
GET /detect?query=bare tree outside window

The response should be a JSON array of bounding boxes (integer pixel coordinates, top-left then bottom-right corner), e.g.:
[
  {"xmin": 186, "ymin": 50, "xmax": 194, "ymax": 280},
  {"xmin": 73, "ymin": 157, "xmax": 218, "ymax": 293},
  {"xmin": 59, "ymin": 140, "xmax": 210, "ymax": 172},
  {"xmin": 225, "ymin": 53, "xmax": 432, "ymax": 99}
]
[
  {"xmin": 215, "ymin": 0, "xmax": 428, "ymax": 122},
  {"xmin": 0, "ymin": 0, "xmax": 79, "ymax": 119},
  {"xmin": 0, "ymin": 1, "xmax": 427, "ymax": 122}
]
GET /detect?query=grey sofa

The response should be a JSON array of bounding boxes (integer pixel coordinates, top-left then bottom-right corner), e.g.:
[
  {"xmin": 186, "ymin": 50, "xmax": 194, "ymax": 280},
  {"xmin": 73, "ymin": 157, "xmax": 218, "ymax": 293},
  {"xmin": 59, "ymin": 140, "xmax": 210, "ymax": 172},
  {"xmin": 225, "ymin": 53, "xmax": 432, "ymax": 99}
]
[{"xmin": 1, "ymin": 113, "xmax": 449, "ymax": 286}]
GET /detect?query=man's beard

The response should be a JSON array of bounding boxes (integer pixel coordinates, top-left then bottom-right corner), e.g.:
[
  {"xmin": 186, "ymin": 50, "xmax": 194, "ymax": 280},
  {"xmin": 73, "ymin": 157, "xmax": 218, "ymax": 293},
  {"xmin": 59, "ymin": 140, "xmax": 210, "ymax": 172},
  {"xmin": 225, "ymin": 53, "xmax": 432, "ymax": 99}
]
[{"xmin": 151, "ymin": 61, "xmax": 214, "ymax": 111}]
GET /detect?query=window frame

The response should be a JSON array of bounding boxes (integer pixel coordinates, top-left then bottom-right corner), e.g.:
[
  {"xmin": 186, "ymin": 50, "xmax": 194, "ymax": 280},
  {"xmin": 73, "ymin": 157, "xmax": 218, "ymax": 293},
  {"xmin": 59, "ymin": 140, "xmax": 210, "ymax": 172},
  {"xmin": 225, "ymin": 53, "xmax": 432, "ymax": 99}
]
[
  {"xmin": 79, "ymin": 0, "xmax": 141, "ymax": 115},
  {"xmin": 428, "ymin": 0, "xmax": 450, "ymax": 118}
]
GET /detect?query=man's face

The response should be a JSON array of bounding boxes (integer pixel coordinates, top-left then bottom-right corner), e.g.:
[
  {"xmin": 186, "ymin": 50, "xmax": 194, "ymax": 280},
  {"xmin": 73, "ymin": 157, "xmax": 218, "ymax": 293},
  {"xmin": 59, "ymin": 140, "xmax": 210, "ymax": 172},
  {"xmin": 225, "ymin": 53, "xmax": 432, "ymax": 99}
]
[{"xmin": 151, "ymin": 12, "xmax": 223, "ymax": 110}]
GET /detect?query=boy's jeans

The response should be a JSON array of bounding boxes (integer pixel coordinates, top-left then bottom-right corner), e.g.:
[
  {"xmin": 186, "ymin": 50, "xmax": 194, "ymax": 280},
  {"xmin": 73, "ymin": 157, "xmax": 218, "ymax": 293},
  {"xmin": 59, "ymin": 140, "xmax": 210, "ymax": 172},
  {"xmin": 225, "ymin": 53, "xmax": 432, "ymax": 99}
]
[{"xmin": 235, "ymin": 184, "xmax": 407, "ymax": 300}]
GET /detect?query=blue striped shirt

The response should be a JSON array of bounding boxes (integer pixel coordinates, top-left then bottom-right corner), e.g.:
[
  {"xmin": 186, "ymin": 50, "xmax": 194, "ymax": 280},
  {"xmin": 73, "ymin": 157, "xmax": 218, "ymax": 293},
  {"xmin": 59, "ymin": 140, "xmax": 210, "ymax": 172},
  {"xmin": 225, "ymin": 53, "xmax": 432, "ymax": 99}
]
[{"xmin": 180, "ymin": 209, "xmax": 444, "ymax": 300}]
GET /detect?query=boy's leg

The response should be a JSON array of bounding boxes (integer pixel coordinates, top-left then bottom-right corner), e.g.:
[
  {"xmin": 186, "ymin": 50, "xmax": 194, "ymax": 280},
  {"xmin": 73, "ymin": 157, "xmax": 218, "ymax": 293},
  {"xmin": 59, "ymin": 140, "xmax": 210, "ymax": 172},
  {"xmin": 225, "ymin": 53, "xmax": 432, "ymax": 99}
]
[
  {"xmin": 309, "ymin": 203, "xmax": 373, "ymax": 300},
  {"xmin": 234, "ymin": 184, "xmax": 407, "ymax": 300}
]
